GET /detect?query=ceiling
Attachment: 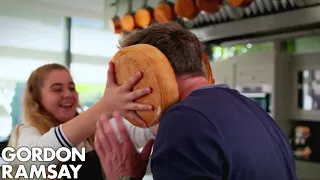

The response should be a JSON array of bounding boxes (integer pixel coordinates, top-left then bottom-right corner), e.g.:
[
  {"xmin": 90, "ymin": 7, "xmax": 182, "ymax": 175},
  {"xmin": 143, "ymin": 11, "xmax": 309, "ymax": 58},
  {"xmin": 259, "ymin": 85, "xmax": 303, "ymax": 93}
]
[
  {"xmin": 2, "ymin": 0, "xmax": 320, "ymax": 27},
  {"xmin": 105, "ymin": 0, "xmax": 320, "ymax": 28},
  {"xmin": 2, "ymin": 0, "xmax": 320, "ymax": 43},
  {"xmin": 0, "ymin": 0, "xmax": 105, "ymax": 20},
  {"xmin": 107, "ymin": 0, "xmax": 320, "ymax": 43},
  {"xmin": 181, "ymin": 0, "xmax": 320, "ymax": 29}
]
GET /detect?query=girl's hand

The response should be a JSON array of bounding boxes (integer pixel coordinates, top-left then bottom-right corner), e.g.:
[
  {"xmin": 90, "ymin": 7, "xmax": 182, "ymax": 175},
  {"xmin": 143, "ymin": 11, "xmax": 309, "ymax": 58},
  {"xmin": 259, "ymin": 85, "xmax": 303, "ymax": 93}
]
[{"xmin": 101, "ymin": 62, "xmax": 153, "ymax": 126}]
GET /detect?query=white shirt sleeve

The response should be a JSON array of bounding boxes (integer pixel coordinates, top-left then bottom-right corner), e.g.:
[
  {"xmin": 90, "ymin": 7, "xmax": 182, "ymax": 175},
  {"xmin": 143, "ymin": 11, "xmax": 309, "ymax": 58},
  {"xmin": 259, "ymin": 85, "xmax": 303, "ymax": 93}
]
[
  {"xmin": 13, "ymin": 119, "xmax": 155, "ymax": 152},
  {"xmin": 9, "ymin": 124, "xmax": 72, "ymax": 169},
  {"xmin": 8, "ymin": 119, "xmax": 155, "ymax": 171},
  {"xmin": 16, "ymin": 124, "xmax": 73, "ymax": 150},
  {"xmin": 122, "ymin": 118, "xmax": 156, "ymax": 148}
]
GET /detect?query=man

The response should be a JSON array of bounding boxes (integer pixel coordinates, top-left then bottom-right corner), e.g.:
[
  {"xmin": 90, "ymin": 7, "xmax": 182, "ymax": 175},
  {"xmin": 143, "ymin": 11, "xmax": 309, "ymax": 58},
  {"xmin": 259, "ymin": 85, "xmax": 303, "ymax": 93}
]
[{"xmin": 94, "ymin": 22, "xmax": 297, "ymax": 180}]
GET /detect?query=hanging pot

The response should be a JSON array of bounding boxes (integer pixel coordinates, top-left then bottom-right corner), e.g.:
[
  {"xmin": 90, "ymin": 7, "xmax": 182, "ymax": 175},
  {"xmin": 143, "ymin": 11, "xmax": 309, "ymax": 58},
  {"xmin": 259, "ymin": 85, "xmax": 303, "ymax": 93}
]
[
  {"xmin": 134, "ymin": 0, "xmax": 153, "ymax": 28},
  {"xmin": 196, "ymin": 0, "xmax": 222, "ymax": 14},
  {"xmin": 109, "ymin": 0, "xmax": 122, "ymax": 34},
  {"xmin": 174, "ymin": 0, "xmax": 199, "ymax": 20},
  {"xmin": 227, "ymin": 0, "xmax": 253, "ymax": 7},
  {"xmin": 154, "ymin": 0, "xmax": 175, "ymax": 23},
  {"xmin": 120, "ymin": 0, "xmax": 136, "ymax": 32}
]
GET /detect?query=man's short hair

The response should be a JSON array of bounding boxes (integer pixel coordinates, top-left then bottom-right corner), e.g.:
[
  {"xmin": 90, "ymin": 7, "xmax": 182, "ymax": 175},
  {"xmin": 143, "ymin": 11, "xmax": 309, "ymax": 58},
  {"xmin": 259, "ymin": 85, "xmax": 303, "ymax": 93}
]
[{"xmin": 118, "ymin": 22, "xmax": 204, "ymax": 76}]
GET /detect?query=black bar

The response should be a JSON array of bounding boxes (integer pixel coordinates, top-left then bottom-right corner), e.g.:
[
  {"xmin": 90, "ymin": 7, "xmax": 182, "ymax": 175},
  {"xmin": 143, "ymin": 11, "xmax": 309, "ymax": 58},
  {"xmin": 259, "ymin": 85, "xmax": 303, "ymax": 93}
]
[{"xmin": 63, "ymin": 17, "xmax": 72, "ymax": 68}]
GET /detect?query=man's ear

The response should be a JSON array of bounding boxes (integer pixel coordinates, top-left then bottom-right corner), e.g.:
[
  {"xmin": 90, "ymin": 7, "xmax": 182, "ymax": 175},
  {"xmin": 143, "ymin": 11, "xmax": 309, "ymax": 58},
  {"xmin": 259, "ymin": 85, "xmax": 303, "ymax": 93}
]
[
  {"xmin": 209, "ymin": 77, "xmax": 215, "ymax": 84},
  {"xmin": 212, "ymin": 78, "xmax": 215, "ymax": 84}
]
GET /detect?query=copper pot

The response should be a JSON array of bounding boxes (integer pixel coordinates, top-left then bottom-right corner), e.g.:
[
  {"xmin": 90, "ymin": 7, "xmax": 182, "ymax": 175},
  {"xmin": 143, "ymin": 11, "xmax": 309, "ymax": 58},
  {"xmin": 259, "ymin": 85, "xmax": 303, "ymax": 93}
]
[
  {"xmin": 196, "ymin": 0, "xmax": 222, "ymax": 13},
  {"xmin": 174, "ymin": 0, "xmax": 199, "ymax": 20},
  {"xmin": 227, "ymin": 0, "xmax": 253, "ymax": 7},
  {"xmin": 134, "ymin": 0, "xmax": 153, "ymax": 28},
  {"xmin": 154, "ymin": 0, "xmax": 175, "ymax": 23},
  {"xmin": 109, "ymin": 0, "xmax": 122, "ymax": 34},
  {"xmin": 120, "ymin": 0, "xmax": 136, "ymax": 32}
]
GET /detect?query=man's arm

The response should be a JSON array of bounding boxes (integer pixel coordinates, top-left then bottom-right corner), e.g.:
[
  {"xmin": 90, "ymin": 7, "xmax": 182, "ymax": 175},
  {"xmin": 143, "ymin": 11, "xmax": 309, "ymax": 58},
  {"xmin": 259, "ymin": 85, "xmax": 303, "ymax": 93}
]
[{"xmin": 151, "ymin": 105, "xmax": 225, "ymax": 180}]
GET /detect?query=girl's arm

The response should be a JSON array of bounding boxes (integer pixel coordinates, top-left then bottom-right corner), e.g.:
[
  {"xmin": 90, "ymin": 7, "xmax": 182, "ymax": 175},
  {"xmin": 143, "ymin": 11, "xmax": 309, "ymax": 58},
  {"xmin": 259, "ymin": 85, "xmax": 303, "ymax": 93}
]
[{"xmin": 62, "ymin": 62, "xmax": 153, "ymax": 147}]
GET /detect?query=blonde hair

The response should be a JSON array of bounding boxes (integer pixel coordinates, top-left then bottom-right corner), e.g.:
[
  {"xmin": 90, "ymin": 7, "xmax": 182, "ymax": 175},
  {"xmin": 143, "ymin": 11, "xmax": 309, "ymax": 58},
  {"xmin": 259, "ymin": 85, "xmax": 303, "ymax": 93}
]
[
  {"xmin": 9, "ymin": 63, "xmax": 95, "ymax": 147},
  {"xmin": 24, "ymin": 63, "xmax": 67, "ymax": 133},
  {"xmin": 6, "ymin": 63, "xmax": 97, "ymax": 179}
]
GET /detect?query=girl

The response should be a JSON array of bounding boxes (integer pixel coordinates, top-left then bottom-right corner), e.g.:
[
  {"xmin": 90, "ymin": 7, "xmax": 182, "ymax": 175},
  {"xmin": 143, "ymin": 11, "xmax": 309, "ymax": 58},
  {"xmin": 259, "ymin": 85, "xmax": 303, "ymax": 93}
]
[{"xmin": 8, "ymin": 62, "xmax": 156, "ymax": 179}]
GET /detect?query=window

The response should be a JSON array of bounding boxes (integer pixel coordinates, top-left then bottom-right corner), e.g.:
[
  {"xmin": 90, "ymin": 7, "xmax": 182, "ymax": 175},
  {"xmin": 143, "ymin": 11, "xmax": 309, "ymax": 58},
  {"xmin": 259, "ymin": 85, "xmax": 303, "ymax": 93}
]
[
  {"xmin": 0, "ymin": 57, "xmax": 62, "ymax": 141},
  {"xmin": 290, "ymin": 36, "xmax": 320, "ymax": 54},
  {"xmin": 0, "ymin": 12, "xmax": 64, "ymax": 141},
  {"xmin": 211, "ymin": 42, "xmax": 274, "ymax": 61},
  {"xmin": 298, "ymin": 70, "xmax": 320, "ymax": 111},
  {"xmin": 0, "ymin": 16, "xmax": 64, "ymax": 52},
  {"xmin": 70, "ymin": 62, "xmax": 108, "ymax": 110},
  {"xmin": 0, "ymin": 80, "xmax": 15, "ymax": 142},
  {"xmin": 71, "ymin": 17, "xmax": 105, "ymax": 29},
  {"xmin": 70, "ymin": 17, "xmax": 119, "ymax": 110},
  {"xmin": 71, "ymin": 26, "xmax": 121, "ymax": 57}
]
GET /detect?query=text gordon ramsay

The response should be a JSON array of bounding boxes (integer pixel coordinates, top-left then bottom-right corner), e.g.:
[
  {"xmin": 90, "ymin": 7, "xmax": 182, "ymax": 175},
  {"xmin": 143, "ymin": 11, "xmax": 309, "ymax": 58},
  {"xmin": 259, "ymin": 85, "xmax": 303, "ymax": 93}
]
[{"xmin": 1, "ymin": 147, "xmax": 85, "ymax": 179}]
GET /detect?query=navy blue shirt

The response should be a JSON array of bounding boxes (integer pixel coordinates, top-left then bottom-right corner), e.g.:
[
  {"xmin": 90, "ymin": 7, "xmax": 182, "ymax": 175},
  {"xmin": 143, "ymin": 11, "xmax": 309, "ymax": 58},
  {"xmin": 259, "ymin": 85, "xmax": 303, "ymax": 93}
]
[{"xmin": 151, "ymin": 85, "xmax": 297, "ymax": 180}]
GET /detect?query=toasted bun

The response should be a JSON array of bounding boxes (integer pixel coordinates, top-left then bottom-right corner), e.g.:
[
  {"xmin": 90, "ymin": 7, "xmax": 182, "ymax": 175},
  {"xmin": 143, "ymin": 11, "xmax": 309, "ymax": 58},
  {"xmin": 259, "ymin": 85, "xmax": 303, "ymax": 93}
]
[{"xmin": 111, "ymin": 44, "xmax": 179, "ymax": 127}]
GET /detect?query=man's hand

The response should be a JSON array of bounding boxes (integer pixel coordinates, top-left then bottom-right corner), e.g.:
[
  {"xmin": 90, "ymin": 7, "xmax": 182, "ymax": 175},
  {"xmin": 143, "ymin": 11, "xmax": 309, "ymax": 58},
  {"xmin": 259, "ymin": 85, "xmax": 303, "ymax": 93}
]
[{"xmin": 94, "ymin": 112, "xmax": 154, "ymax": 180}]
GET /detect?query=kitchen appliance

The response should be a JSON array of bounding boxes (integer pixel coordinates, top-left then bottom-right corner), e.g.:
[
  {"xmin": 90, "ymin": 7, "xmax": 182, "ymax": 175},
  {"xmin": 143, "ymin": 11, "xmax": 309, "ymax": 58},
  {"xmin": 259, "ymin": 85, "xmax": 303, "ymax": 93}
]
[{"xmin": 236, "ymin": 84, "xmax": 272, "ymax": 113}]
